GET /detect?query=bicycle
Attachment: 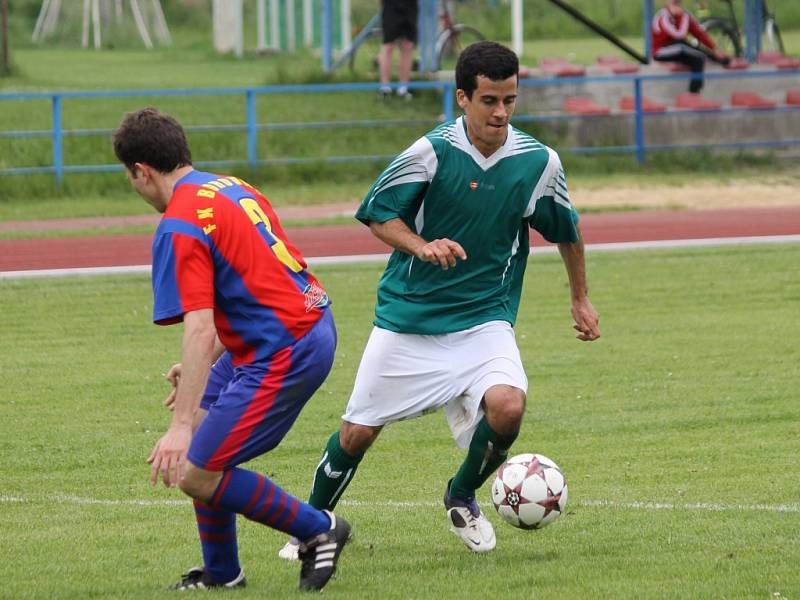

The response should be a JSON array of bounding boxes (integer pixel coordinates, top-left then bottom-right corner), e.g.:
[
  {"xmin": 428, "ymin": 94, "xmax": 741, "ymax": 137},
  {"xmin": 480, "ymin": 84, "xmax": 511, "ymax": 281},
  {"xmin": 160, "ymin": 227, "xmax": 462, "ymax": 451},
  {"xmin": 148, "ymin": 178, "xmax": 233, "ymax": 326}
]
[
  {"xmin": 347, "ymin": 1, "xmax": 484, "ymax": 73},
  {"xmin": 435, "ymin": 0, "xmax": 484, "ymax": 71},
  {"xmin": 694, "ymin": 0, "xmax": 785, "ymax": 58}
]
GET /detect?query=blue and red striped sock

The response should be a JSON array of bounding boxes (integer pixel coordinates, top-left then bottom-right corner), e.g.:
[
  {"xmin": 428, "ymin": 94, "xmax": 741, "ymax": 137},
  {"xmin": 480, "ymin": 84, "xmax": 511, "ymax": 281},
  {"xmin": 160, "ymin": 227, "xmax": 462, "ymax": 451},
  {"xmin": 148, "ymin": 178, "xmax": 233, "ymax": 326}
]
[
  {"xmin": 193, "ymin": 499, "xmax": 240, "ymax": 584},
  {"xmin": 211, "ymin": 467, "xmax": 330, "ymax": 541}
]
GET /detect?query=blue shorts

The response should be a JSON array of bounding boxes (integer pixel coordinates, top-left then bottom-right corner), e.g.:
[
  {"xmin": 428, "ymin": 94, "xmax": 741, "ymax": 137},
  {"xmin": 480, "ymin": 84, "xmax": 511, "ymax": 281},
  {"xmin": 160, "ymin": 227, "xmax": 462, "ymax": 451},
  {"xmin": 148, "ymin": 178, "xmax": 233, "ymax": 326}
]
[{"xmin": 188, "ymin": 310, "xmax": 336, "ymax": 471}]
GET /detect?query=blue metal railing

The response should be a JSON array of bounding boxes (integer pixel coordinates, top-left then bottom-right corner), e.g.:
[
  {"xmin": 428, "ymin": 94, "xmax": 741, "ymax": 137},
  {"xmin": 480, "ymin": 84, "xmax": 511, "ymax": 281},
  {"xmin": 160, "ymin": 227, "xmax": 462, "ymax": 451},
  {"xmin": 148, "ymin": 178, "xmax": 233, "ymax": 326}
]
[{"xmin": 1, "ymin": 69, "xmax": 798, "ymax": 186}]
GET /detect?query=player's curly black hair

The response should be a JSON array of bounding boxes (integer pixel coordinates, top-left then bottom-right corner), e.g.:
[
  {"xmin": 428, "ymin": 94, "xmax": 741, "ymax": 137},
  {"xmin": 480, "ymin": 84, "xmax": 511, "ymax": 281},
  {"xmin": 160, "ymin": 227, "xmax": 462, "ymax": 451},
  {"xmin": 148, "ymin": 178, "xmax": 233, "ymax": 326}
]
[
  {"xmin": 455, "ymin": 41, "xmax": 519, "ymax": 99},
  {"xmin": 112, "ymin": 107, "xmax": 192, "ymax": 174}
]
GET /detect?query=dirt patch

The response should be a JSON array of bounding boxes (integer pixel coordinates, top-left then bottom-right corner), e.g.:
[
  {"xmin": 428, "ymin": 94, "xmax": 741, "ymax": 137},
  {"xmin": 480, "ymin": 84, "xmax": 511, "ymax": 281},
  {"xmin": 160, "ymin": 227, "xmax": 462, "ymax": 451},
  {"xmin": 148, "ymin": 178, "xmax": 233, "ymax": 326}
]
[{"xmin": 571, "ymin": 181, "xmax": 800, "ymax": 211}]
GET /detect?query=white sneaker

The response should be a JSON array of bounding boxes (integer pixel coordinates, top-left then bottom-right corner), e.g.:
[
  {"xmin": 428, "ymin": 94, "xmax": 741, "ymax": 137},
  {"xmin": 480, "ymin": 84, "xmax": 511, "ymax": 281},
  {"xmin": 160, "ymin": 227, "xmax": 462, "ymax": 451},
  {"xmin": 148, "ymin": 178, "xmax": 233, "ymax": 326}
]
[
  {"xmin": 278, "ymin": 537, "xmax": 300, "ymax": 561},
  {"xmin": 444, "ymin": 481, "xmax": 496, "ymax": 553}
]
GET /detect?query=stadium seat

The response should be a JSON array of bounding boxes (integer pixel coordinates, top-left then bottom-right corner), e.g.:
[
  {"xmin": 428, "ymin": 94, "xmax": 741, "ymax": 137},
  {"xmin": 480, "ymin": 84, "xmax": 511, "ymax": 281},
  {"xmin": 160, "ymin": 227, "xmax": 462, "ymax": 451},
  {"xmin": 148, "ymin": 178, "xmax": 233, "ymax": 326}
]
[
  {"xmin": 675, "ymin": 92, "xmax": 722, "ymax": 110},
  {"xmin": 724, "ymin": 58, "xmax": 750, "ymax": 70},
  {"xmin": 539, "ymin": 57, "xmax": 586, "ymax": 77},
  {"xmin": 775, "ymin": 57, "xmax": 800, "ymax": 70},
  {"xmin": 758, "ymin": 51, "xmax": 785, "ymax": 64},
  {"xmin": 660, "ymin": 62, "xmax": 690, "ymax": 72},
  {"xmin": 564, "ymin": 97, "xmax": 610, "ymax": 115},
  {"xmin": 595, "ymin": 56, "xmax": 640, "ymax": 74},
  {"xmin": 619, "ymin": 95, "xmax": 668, "ymax": 113},
  {"xmin": 730, "ymin": 92, "xmax": 777, "ymax": 109},
  {"xmin": 787, "ymin": 90, "xmax": 800, "ymax": 106}
]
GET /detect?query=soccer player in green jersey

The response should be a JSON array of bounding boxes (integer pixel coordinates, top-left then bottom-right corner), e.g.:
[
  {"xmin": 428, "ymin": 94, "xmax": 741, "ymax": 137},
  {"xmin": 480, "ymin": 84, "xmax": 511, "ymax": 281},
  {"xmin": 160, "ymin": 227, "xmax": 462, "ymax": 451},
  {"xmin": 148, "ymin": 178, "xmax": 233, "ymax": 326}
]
[{"xmin": 280, "ymin": 40, "xmax": 601, "ymax": 558}]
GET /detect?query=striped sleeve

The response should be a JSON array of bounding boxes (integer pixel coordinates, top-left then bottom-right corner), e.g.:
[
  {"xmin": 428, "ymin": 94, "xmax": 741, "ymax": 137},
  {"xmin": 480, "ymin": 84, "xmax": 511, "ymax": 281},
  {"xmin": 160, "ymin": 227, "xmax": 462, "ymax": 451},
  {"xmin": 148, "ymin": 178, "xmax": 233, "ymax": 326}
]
[
  {"xmin": 524, "ymin": 147, "xmax": 580, "ymax": 244},
  {"xmin": 355, "ymin": 136, "xmax": 438, "ymax": 225},
  {"xmin": 151, "ymin": 218, "xmax": 214, "ymax": 325}
]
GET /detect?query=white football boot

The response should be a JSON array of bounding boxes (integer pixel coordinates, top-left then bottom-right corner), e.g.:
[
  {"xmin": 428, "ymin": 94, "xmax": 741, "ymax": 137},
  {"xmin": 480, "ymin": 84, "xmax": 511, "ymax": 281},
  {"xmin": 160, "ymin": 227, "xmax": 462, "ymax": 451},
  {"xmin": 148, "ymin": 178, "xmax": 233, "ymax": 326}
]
[{"xmin": 444, "ymin": 481, "xmax": 496, "ymax": 553}]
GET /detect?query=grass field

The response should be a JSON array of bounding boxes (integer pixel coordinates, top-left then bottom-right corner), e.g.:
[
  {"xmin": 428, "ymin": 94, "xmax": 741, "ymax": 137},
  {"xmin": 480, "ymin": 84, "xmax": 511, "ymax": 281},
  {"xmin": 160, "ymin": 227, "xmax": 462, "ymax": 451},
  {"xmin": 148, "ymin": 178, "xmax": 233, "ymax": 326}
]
[{"xmin": 2, "ymin": 243, "xmax": 799, "ymax": 598}]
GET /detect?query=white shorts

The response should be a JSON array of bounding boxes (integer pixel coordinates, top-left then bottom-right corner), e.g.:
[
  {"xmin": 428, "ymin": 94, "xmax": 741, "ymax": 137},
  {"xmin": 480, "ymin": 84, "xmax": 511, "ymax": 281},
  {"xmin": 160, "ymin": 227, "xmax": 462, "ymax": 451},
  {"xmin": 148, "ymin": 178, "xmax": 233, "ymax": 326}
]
[{"xmin": 342, "ymin": 321, "xmax": 528, "ymax": 448}]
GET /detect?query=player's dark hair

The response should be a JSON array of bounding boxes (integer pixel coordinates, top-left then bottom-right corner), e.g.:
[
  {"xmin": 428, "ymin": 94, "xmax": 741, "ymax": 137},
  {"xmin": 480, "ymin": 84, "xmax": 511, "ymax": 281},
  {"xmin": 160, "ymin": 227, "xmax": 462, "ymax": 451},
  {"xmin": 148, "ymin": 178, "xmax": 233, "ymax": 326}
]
[
  {"xmin": 455, "ymin": 41, "xmax": 519, "ymax": 99},
  {"xmin": 112, "ymin": 107, "xmax": 192, "ymax": 173}
]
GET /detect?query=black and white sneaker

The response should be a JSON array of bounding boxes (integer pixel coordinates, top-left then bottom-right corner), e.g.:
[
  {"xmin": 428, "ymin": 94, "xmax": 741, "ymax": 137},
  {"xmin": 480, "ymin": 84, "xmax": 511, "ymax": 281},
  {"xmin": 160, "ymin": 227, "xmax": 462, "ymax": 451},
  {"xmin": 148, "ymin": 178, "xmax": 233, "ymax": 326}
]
[
  {"xmin": 167, "ymin": 567, "xmax": 246, "ymax": 590},
  {"xmin": 444, "ymin": 480, "xmax": 496, "ymax": 553},
  {"xmin": 298, "ymin": 510, "xmax": 351, "ymax": 591}
]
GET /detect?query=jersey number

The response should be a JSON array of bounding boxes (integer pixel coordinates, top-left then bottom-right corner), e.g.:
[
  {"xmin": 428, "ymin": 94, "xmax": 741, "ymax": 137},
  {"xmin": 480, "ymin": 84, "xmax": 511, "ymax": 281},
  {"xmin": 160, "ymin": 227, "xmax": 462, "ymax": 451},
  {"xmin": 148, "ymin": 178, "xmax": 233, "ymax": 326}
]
[{"xmin": 239, "ymin": 198, "xmax": 303, "ymax": 273}]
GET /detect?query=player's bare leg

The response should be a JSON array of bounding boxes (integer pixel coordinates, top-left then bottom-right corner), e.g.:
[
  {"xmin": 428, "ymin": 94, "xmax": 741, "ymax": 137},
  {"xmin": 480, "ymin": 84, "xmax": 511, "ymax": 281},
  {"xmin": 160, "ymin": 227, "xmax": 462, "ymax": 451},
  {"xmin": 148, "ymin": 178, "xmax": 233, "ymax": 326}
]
[
  {"xmin": 445, "ymin": 385, "xmax": 525, "ymax": 552},
  {"xmin": 378, "ymin": 42, "xmax": 395, "ymax": 99}
]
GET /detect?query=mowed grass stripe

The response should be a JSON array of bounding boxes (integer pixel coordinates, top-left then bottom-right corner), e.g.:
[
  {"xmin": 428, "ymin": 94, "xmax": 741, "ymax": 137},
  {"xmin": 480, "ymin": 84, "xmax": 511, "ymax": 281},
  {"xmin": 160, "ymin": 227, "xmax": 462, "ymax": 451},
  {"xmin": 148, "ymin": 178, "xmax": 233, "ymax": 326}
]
[{"xmin": 3, "ymin": 494, "xmax": 800, "ymax": 514}]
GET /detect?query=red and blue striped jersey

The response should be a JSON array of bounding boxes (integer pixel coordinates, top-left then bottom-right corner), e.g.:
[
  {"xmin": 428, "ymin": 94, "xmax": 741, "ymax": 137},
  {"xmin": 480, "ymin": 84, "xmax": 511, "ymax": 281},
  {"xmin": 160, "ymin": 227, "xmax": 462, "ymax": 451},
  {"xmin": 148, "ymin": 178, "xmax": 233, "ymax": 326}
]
[{"xmin": 151, "ymin": 170, "xmax": 330, "ymax": 365}]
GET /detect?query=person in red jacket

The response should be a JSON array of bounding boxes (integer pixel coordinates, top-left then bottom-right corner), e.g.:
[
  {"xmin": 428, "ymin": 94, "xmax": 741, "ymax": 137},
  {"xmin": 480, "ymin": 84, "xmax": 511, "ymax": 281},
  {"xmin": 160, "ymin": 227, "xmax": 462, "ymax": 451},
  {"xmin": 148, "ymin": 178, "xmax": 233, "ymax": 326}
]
[{"xmin": 651, "ymin": 0, "xmax": 729, "ymax": 93}]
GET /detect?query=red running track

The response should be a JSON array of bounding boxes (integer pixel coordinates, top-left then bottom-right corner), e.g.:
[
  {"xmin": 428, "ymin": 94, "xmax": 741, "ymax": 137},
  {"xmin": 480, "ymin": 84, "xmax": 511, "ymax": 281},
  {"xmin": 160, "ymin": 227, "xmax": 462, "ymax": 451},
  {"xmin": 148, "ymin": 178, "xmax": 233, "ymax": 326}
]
[{"xmin": 2, "ymin": 206, "xmax": 799, "ymax": 272}]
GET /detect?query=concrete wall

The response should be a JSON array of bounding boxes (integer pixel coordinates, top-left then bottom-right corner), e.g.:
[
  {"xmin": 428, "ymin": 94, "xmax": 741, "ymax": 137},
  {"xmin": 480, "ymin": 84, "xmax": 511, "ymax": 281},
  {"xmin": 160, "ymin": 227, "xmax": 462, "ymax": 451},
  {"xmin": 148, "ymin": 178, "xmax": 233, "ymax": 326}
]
[{"xmin": 515, "ymin": 65, "xmax": 800, "ymax": 148}]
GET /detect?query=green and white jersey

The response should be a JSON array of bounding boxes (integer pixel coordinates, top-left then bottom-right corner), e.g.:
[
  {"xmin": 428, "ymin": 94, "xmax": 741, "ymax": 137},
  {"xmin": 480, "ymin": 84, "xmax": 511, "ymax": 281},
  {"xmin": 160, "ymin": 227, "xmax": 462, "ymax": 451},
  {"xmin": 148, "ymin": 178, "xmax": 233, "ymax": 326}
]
[{"xmin": 356, "ymin": 116, "xmax": 579, "ymax": 335}]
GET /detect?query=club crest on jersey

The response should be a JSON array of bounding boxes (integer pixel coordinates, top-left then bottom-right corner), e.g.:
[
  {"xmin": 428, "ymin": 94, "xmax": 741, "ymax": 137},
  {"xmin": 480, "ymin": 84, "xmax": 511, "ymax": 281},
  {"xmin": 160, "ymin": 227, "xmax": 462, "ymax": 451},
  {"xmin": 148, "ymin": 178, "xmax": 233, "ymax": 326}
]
[
  {"xmin": 469, "ymin": 181, "xmax": 478, "ymax": 190},
  {"xmin": 303, "ymin": 282, "xmax": 330, "ymax": 312}
]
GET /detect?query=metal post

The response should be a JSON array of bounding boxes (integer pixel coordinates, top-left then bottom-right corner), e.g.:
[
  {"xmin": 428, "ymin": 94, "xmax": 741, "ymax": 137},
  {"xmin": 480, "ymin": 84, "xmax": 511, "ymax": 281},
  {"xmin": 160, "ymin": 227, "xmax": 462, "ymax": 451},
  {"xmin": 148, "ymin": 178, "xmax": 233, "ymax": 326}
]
[
  {"xmin": 321, "ymin": 0, "xmax": 332, "ymax": 72},
  {"xmin": 52, "ymin": 94, "xmax": 64, "ymax": 187},
  {"xmin": 257, "ymin": 0, "xmax": 267, "ymax": 51},
  {"xmin": 246, "ymin": 90, "xmax": 257, "ymax": 172},
  {"xmin": 443, "ymin": 82, "xmax": 455, "ymax": 121},
  {"xmin": 1, "ymin": 0, "xmax": 9, "ymax": 75},
  {"xmin": 744, "ymin": 0, "xmax": 763, "ymax": 63},
  {"xmin": 511, "ymin": 0, "xmax": 523, "ymax": 57},
  {"xmin": 419, "ymin": 0, "xmax": 436, "ymax": 72},
  {"xmin": 642, "ymin": 0, "xmax": 653, "ymax": 62},
  {"xmin": 633, "ymin": 78, "xmax": 645, "ymax": 164}
]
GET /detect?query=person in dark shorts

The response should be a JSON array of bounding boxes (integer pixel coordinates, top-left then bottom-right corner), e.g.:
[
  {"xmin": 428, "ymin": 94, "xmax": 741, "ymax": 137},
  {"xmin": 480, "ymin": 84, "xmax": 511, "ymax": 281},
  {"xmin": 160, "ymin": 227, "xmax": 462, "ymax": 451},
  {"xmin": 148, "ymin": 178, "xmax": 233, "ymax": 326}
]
[{"xmin": 379, "ymin": 0, "xmax": 417, "ymax": 100}]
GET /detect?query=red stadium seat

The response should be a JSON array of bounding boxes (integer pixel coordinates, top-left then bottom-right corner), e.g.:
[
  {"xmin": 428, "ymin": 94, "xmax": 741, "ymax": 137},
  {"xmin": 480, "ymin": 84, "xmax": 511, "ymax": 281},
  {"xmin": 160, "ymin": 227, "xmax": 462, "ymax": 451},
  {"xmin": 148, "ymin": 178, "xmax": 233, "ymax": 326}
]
[
  {"xmin": 724, "ymin": 58, "xmax": 750, "ymax": 70},
  {"xmin": 758, "ymin": 51, "xmax": 785, "ymax": 64},
  {"xmin": 787, "ymin": 90, "xmax": 800, "ymax": 106},
  {"xmin": 595, "ymin": 56, "xmax": 640, "ymax": 74},
  {"xmin": 619, "ymin": 95, "xmax": 668, "ymax": 113},
  {"xmin": 775, "ymin": 57, "xmax": 800, "ymax": 70},
  {"xmin": 539, "ymin": 57, "xmax": 586, "ymax": 77},
  {"xmin": 730, "ymin": 92, "xmax": 777, "ymax": 109},
  {"xmin": 564, "ymin": 97, "xmax": 610, "ymax": 115},
  {"xmin": 675, "ymin": 92, "xmax": 722, "ymax": 110}
]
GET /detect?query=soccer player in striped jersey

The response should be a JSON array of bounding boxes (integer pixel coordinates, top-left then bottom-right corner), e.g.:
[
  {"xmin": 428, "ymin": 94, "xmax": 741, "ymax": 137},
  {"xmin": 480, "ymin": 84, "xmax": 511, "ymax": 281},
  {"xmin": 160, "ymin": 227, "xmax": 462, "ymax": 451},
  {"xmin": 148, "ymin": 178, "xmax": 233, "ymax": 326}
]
[
  {"xmin": 279, "ymin": 41, "xmax": 600, "ymax": 559},
  {"xmin": 112, "ymin": 108, "xmax": 350, "ymax": 592}
]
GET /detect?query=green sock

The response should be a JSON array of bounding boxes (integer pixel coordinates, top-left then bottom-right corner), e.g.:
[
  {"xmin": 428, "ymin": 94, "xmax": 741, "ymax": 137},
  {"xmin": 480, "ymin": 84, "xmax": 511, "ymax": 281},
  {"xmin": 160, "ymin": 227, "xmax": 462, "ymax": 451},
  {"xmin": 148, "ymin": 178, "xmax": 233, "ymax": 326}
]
[
  {"xmin": 308, "ymin": 431, "xmax": 364, "ymax": 511},
  {"xmin": 449, "ymin": 417, "xmax": 519, "ymax": 499}
]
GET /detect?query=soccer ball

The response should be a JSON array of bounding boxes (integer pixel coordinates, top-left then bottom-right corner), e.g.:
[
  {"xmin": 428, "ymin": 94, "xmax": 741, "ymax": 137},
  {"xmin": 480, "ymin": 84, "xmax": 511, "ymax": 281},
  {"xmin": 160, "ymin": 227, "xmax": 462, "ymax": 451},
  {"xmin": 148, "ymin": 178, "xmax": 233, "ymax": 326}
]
[{"xmin": 490, "ymin": 453, "xmax": 568, "ymax": 529}]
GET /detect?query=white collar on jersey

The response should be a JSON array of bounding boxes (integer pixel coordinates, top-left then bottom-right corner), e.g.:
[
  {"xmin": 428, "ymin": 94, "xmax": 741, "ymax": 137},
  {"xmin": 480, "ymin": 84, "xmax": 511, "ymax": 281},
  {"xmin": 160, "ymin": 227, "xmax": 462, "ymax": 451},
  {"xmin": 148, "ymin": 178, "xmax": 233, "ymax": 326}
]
[{"xmin": 456, "ymin": 115, "xmax": 515, "ymax": 171}]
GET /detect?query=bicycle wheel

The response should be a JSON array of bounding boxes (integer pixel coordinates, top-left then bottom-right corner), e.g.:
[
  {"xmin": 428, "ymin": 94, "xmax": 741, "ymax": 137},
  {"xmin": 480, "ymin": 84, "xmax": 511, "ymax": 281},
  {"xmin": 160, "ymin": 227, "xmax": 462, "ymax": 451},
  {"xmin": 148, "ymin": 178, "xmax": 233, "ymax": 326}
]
[
  {"xmin": 701, "ymin": 18, "xmax": 742, "ymax": 58},
  {"xmin": 436, "ymin": 25, "xmax": 484, "ymax": 71},
  {"xmin": 763, "ymin": 18, "xmax": 785, "ymax": 55}
]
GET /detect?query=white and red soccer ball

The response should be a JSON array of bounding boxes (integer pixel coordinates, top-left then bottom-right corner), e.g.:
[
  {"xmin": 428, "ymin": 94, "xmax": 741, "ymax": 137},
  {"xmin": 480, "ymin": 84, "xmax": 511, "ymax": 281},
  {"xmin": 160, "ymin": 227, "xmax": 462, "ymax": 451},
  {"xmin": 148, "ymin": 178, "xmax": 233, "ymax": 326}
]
[{"xmin": 491, "ymin": 453, "xmax": 568, "ymax": 529}]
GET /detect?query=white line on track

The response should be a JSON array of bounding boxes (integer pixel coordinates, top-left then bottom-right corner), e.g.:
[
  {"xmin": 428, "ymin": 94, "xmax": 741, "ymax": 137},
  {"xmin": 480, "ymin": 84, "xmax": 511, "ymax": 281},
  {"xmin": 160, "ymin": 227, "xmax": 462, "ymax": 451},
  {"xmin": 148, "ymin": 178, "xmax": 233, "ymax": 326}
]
[
  {"xmin": 2, "ymin": 235, "xmax": 799, "ymax": 280},
  {"xmin": 2, "ymin": 494, "xmax": 798, "ymax": 513}
]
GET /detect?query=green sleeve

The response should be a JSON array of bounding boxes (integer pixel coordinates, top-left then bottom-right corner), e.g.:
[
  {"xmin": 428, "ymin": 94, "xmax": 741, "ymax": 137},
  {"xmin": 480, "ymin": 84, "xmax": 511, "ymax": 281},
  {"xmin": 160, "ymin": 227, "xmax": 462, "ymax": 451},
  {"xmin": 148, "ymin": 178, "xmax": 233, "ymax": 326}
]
[
  {"xmin": 355, "ymin": 136, "xmax": 436, "ymax": 226},
  {"xmin": 528, "ymin": 149, "xmax": 580, "ymax": 243},
  {"xmin": 530, "ymin": 198, "xmax": 580, "ymax": 243}
]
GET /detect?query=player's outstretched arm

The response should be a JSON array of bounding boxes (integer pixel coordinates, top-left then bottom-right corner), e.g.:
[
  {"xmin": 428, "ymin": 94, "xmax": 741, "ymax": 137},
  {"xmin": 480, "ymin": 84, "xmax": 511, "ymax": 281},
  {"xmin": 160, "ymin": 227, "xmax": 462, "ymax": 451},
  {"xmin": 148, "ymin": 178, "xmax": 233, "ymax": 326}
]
[
  {"xmin": 369, "ymin": 218, "xmax": 467, "ymax": 270},
  {"xmin": 557, "ymin": 227, "xmax": 600, "ymax": 342}
]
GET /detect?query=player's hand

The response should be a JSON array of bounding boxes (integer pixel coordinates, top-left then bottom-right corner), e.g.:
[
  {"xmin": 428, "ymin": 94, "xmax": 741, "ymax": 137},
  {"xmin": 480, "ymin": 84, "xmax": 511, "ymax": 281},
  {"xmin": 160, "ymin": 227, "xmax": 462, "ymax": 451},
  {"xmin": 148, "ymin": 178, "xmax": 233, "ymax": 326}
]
[
  {"xmin": 571, "ymin": 297, "xmax": 600, "ymax": 342},
  {"xmin": 163, "ymin": 363, "xmax": 181, "ymax": 411},
  {"xmin": 146, "ymin": 424, "xmax": 192, "ymax": 488},
  {"xmin": 417, "ymin": 238, "xmax": 467, "ymax": 270}
]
